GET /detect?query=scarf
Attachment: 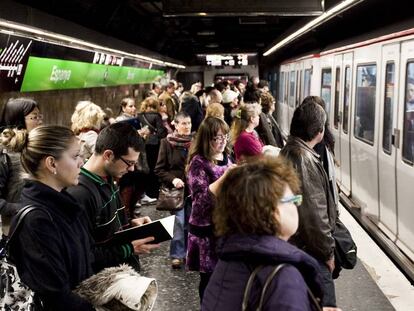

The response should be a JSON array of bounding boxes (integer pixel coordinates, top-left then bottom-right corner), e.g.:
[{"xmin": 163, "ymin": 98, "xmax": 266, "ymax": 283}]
[{"xmin": 166, "ymin": 132, "xmax": 193, "ymax": 149}]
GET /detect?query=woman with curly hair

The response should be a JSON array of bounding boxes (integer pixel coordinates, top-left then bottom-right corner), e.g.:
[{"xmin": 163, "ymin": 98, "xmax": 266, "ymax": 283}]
[
  {"xmin": 202, "ymin": 156, "xmax": 329, "ymax": 311},
  {"xmin": 71, "ymin": 101, "xmax": 105, "ymax": 162}
]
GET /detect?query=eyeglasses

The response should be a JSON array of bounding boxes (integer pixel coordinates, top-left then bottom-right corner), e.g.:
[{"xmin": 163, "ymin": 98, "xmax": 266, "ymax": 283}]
[
  {"xmin": 212, "ymin": 134, "xmax": 229, "ymax": 143},
  {"xmin": 280, "ymin": 194, "xmax": 303, "ymax": 207},
  {"xmin": 25, "ymin": 114, "xmax": 43, "ymax": 121},
  {"xmin": 119, "ymin": 156, "xmax": 137, "ymax": 168}
]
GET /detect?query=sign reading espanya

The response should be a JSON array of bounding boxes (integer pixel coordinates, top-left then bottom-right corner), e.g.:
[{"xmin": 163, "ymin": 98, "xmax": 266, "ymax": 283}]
[
  {"xmin": 21, "ymin": 57, "xmax": 163, "ymax": 92},
  {"xmin": 0, "ymin": 32, "xmax": 165, "ymax": 92}
]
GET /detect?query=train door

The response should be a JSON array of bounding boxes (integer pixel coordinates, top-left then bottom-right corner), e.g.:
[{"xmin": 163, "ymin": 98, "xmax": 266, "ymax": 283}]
[
  {"xmin": 395, "ymin": 40, "xmax": 414, "ymax": 259},
  {"xmin": 377, "ymin": 44, "xmax": 399, "ymax": 239},
  {"xmin": 332, "ymin": 53, "xmax": 353, "ymax": 194}
]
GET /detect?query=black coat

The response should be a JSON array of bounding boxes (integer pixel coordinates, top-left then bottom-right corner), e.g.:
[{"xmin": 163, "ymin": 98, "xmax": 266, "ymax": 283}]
[{"xmin": 9, "ymin": 180, "xmax": 94, "ymax": 311}]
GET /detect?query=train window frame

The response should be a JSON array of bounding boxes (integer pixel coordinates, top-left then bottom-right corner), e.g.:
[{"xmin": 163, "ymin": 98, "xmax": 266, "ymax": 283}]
[
  {"xmin": 334, "ymin": 67, "xmax": 341, "ymax": 129},
  {"xmin": 382, "ymin": 62, "xmax": 395, "ymax": 156},
  {"xmin": 402, "ymin": 61, "xmax": 414, "ymax": 165},
  {"xmin": 321, "ymin": 68, "xmax": 332, "ymax": 117},
  {"xmin": 343, "ymin": 66, "xmax": 351, "ymax": 134},
  {"xmin": 353, "ymin": 63, "xmax": 377, "ymax": 146}
]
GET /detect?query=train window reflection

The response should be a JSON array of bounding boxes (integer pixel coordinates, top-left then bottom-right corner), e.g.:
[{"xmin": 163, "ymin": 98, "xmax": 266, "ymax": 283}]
[
  {"xmin": 402, "ymin": 62, "xmax": 414, "ymax": 164},
  {"xmin": 304, "ymin": 69, "xmax": 311, "ymax": 99},
  {"xmin": 279, "ymin": 72, "xmax": 285, "ymax": 104},
  {"xmin": 354, "ymin": 64, "xmax": 377, "ymax": 145},
  {"xmin": 289, "ymin": 71, "xmax": 295, "ymax": 107},
  {"xmin": 382, "ymin": 63, "xmax": 395, "ymax": 155},
  {"xmin": 321, "ymin": 68, "xmax": 332, "ymax": 116},
  {"xmin": 343, "ymin": 66, "xmax": 350, "ymax": 133},
  {"xmin": 334, "ymin": 67, "xmax": 341, "ymax": 129}
]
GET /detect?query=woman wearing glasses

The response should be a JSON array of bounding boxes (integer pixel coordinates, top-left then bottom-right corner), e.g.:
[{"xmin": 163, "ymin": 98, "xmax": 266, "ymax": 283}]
[
  {"xmin": 202, "ymin": 156, "xmax": 329, "ymax": 311},
  {"xmin": 230, "ymin": 103, "xmax": 264, "ymax": 162},
  {"xmin": 186, "ymin": 117, "xmax": 234, "ymax": 302},
  {"xmin": 0, "ymin": 98, "xmax": 43, "ymax": 245}
]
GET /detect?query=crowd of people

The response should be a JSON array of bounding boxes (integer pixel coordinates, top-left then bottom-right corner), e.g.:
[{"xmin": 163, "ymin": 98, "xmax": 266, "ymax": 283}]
[{"xmin": 0, "ymin": 77, "xmax": 342, "ymax": 311}]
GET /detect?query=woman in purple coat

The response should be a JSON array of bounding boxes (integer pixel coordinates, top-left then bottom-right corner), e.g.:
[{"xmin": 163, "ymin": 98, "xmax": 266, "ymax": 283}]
[
  {"xmin": 186, "ymin": 117, "xmax": 233, "ymax": 302},
  {"xmin": 202, "ymin": 156, "xmax": 337, "ymax": 311}
]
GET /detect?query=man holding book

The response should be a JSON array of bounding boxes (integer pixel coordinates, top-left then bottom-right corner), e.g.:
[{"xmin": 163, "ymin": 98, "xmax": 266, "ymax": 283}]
[{"xmin": 67, "ymin": 122, "xmax": 159, "ymax": 273}]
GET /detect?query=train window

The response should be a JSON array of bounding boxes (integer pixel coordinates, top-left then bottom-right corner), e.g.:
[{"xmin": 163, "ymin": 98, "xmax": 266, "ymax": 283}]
[
  {"xmin": 354, "ymin": 64, "xmax": 377, "ymax": 145},
  {"xmin": 334, "ymin": 67, "xmax": 341, "ymax": 129},
  {"xmin": 289, "ymin": 71, "xmax": 296, "ymax": 107},
  {"xmin": 343, "ymin": 66, "xmax": 351, "ymax": 133},
  {"xmin": 402, "ymin": 62, "xmax": 414, "ymax": 164},
  {"xmin": 279, "ymin": 72, "xmax": 285, "ymax": 104},
  {"xmin": 321, "ymin": 68, "xmax": 332, "ymax": 116},
  {"xmin": 304, "ymin": 69, "xmax": 311, "ymax": 98},
  {"xmin": 382, "ymin": 63, "xmax": 395, "ymax": 155}
]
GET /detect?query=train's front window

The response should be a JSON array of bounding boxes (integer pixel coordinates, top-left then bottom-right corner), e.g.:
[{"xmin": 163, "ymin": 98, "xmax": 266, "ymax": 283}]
[
  {"xmin": 354, "ymin": 64, "xmax": 377, "ymax": 145},
  {"xmin": 402, "ymin": 62, "xmax": 414, "ymax": 164},
  {"xmin": 382, "ymin": 63, "xmax": 395, "ymax": 155}
]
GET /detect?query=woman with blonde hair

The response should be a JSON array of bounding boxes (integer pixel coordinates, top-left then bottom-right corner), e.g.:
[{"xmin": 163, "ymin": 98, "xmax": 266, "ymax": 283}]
[
  {"xmin": 71, "ymin": 100, "xmax": 105, "ymax": 162},
  {"xmin": 205, "ymin": 102, "xmax": 225, "ymax": 120},
  {"xmin": 230, "ymin": 103, "xmax": 263, "ymax": 162}
]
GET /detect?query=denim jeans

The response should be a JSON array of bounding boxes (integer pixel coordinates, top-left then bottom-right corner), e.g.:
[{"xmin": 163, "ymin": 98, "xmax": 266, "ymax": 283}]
[
  {"xmin": 317, "ymin": 260, "xmax": 337, "ymax": 307},
  {"xmin": 170, "ymin": 199, "xmax": 190, "ymax": 259}
]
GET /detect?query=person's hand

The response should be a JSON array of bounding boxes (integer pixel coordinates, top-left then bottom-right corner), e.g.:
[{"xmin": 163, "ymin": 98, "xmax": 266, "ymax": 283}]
[
  {"xmin": 131, "ymin": 236, "xmax": 160, "ymax": 254},
  {"xmin": 172, "ymin": 178, "xmax": 185, "ymax": 189},
  {"xmin": 326, "ymin": 256, "xmax": 335, "ymax": 273},
  {"xmin": 137, "ymin": 126, "xmax": 150, "ymax": 138},
  {"xmin": 131, "ymin": 216, "xmax": 151, "ymax": 227},
  {"xmin": 323, "ymin": 308, "xmax": 342, "ymax": 311}
]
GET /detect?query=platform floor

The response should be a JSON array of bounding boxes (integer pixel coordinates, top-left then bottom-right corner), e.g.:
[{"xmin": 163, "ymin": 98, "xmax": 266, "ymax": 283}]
[{"xmin": 139, "ymin": 203, "xmax": 414, "ymax": 311}]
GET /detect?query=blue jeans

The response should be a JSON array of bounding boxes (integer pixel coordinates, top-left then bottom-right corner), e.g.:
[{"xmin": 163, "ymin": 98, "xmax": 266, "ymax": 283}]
[
  {"xmin": 170, "ymin": 200, "xmax": 189, "ymax": 259},
  {"xmin": 318, "ymin": 260, "xmax": 337, "ymax": 307}
]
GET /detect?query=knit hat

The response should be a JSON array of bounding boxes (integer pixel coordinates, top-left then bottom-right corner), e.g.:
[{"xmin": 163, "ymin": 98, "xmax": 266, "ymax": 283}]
[{"xmin": 222, "ymin": 90, "xmax": 238, "ymax": 104}]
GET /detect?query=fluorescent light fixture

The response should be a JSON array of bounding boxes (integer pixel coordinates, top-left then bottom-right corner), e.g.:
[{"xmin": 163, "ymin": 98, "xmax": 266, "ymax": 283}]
[
  {"xmin": 0, "ymin": 19, "xmax": 185, "ymax": 69},
  {"xmin": 263, "ymin": 0, "xmax": 364, "ymax": 56}
]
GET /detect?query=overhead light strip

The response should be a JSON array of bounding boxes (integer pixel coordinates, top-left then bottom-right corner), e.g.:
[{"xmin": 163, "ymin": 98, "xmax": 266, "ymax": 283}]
[
  {"xmin": 0, "ymin": 19, "xmax": 185, "ymax": 68},
  {"xmin": 263, "ymin": 0, "xmax": 364, "ymax": 57}
]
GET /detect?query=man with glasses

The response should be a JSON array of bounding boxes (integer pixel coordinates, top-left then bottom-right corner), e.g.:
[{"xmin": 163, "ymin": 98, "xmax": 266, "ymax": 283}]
[
  {"xmin": 67, "ymin": 122, "xmax": 159, "ymax": 273},
  {"xmin": 280, "ymin": 99, "xmax": 338, "ymax": 308}
]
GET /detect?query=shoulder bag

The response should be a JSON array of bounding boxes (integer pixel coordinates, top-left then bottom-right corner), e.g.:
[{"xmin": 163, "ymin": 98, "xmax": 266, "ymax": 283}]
[
  {"xmin": 1, "ymin": 205, "xmax": 48, "ymax": 311},
  {"xmin": 141, "ymin": 114, "xmax": 159, "ymax": 146},
  {"xmin": 332, "ymin": 218, "xmax": 357, "ymax": 279},
  {"xmin": 242, "ymin": 264, "xmax": 322, "ymax": 311}
]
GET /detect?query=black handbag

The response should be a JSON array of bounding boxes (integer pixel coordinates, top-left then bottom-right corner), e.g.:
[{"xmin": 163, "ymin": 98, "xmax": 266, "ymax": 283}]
[
  {"xmin": 1, "ymin": 205, "xmax": 45, "ymax": 311},
  {"xmin": 156, "ymin": 186, "xmax": 184, "ymax": 211},
  {"xmin": 332, "ymin": 218, "xmax": 357, "ymax": 279},
  {"xmin": 141, "ymin": 114, "xmax": 159, "ymax": 146}
]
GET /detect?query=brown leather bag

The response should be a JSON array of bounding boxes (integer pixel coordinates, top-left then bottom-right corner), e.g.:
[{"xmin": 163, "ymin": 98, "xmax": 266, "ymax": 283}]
[{"xmin": 155, "ymin": 187, "xmax": 184, "ymax": 211}]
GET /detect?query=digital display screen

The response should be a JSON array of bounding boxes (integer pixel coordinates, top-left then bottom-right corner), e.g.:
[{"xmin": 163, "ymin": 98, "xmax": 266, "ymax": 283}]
[{"xmin": 206, "ymin": 54, "xmax": 249, "ymax": 66}]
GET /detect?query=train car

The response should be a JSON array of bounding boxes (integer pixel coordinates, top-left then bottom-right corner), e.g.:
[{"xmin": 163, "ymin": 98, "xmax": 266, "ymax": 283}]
[{"xmin": 277, "ymin": 27, "xmax": 414, "ymax": 281}]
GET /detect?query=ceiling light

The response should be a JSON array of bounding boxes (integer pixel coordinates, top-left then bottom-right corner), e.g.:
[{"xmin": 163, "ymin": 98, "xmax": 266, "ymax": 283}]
[{"xmin": 263, "ymin": 0, "xmax": 365, "ymax": 56}]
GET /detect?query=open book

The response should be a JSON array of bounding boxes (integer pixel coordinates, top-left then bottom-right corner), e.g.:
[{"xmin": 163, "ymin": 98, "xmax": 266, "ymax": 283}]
[{"xmin": 110, "ymin": 215, "xmax": 175, "ymax": 245}]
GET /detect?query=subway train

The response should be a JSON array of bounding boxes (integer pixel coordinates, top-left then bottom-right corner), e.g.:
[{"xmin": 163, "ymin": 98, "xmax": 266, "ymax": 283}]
[{"xmin": 276, "ymin": 27, "xmax": 414, "ymax": 282}]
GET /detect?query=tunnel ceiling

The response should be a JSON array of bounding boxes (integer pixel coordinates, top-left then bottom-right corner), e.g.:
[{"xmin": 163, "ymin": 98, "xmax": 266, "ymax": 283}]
[{"xmin": 11, "ymin": 0, "xmax": 414, "ymax": 66}]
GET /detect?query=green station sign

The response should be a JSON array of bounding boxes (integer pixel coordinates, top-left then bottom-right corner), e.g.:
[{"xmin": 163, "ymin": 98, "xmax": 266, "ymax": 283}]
[{"xmin": 21, "ymin": 56, "xmax": 164, "ymax": 92}]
